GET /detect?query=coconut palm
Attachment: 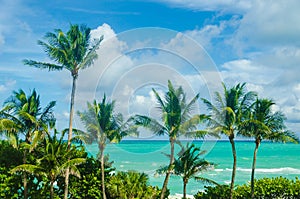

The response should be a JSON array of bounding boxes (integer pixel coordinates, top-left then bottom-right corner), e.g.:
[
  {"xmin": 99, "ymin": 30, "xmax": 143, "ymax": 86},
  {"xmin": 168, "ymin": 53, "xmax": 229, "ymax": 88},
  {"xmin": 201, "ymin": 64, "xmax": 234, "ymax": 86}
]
[
  {"xmin": 11, "ymin": 129, "xmax": 85, "ymax": 199},
  {"xmin": 0, "ymin": 89, "xmax": 55, "ymax": 199},
  {"xmin": 239, "ymin": 98, "xmax": 299, "ymax": 198},
  {"xmin": 158, "ymin": 143, "xmax": 218, "ymax": 199},
  {"xmin": 131, "ymin": 80, "xmax": 208, "ymax": 199},
  {"xmin": 23, "ymin": 24, "xmax": 103, "ymax": 198},
  {"xmin": 77, "ymin": 95, "xmax": 136, "ymax": 199},
  {"xmin": 202, "ymin": 82, "xmax": 256, "ymax": 199}
]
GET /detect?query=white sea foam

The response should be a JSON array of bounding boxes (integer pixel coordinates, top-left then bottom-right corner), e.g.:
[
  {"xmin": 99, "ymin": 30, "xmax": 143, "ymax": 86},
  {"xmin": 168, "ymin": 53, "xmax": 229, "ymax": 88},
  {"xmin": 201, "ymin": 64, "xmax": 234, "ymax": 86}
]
[
  {"xmin": 214, "ymin": 169, "xmax": 224, "ymax": 172},
  {"xmin": 224, "ymin": 180, "xmax": 231, "ymax": 184},
  {"xmin": 255, "ymin": 167, "xmax": 300, "ymax": 174},
  {"xmin": 168, "ymin": 193, "xmax": 194, "ymax": 199},
  {"xmin": 231, "ymin": 167, "xmax": 300, "ymax": 174}
]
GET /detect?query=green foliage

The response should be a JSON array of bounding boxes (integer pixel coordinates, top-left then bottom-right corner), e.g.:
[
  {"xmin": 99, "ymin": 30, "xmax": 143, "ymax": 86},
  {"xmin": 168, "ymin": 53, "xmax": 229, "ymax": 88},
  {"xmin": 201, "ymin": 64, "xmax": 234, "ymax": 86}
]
[
  {"xmin": 68, "ymin": 156, "xmax": 114, "ymax": 199},
  {"xmin": 194, "ymin": 185, "xmax": 231, "ymax": 199},
  {"xmin": 106, "ymin": 171, "xmax": 167, "ymax": 199},
  {"xmin": 0, "ymin": 140, "xmax": 22, "ymax": 168},
  {"xmin": 0, "ymin": 167, "xmax": 22, "ymax": 199},
  {"xmin": 195, "ymin": 177, "xmax": 300, "ymax": 199}
]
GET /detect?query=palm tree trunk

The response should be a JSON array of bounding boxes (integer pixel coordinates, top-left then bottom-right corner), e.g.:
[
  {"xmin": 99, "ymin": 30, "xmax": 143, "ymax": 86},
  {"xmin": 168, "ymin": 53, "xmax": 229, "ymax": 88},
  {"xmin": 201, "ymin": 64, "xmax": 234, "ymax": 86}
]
[
  {"xmin": 64, "ymin": 75, "xmax": 77, "ymax": 199},
  {"xmin": 251, "ymin": 139, "xmax": 260, "ymax": 199},
  {"xmin": 100, "ymin": 145, "xmax": 107, "ymax": 199},
  {"xmin": 23, "ymin": 149, "xmax": 28, "ymax": 199},
  {"xmin": 50, "ymin": 180, "xmax": 54, "ymax": 199},
  {"xmin": 160, "ymin": 138, "xmax": 175, "ymax": 199},
  {"xmin": 183, "ymin": 179, "xmax": 187, "ymax": 199},
  {"xmin": 229, "ymin": 136, "xmax": 236, "ymax": 199}
]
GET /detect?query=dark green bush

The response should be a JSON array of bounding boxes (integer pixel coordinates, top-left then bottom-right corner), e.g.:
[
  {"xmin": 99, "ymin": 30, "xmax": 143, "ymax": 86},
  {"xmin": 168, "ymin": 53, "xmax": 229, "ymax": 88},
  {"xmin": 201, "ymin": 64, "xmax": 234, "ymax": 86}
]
[
  {"xmin": 68, "ymin": 156, "xmax": 114, "ymax": 199},
  {"xmin": 195, "ymin": 177, "xmax": 300, "ymax": 199},
  {"xmin": 194, "ymin": 184, "xmax": 230, "ymax": 199}
]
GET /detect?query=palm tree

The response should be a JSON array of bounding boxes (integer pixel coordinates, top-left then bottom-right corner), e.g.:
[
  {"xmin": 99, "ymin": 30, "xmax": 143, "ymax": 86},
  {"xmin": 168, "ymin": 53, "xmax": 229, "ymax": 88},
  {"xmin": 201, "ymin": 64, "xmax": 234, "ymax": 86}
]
[
  {"xmin": 77, "ymin": 95, "xmax": 136, "ymax": 199},
  {"xmin": 11, "ymin": 130, "xmax": 85, "ymax": 199},
  {"xmin": 202, "ymin": 82, "xmax": 256, "ymax": 199},
  {"xmin": 131, "ymin": 80, "xmax": 207, "ymax": 199},
  {"xmin": 158, "ymin": 143, "xmax": 218, "ymax": 199},
  {"xmin": 23, "ymin": 24, "xmax": 103, "ymax": 198},
  {"xmin": 239, "ymin": 98, "xmax": 299, "ymax": 198},
  {"xmin": 0, "ymin": 89, "xmax": 55, "ymax": 199}
]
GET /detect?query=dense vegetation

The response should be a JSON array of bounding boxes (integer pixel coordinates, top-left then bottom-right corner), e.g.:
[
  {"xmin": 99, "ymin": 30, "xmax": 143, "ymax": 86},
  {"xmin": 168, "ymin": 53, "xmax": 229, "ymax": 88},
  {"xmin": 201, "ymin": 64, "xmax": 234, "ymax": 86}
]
[
  {"xmin": 0, "ymin": 24, "xmax": 299, "ymax": 198},
  {"xmin": 194, "ymin": 177, "xmax": 300, "ymax": 199}
]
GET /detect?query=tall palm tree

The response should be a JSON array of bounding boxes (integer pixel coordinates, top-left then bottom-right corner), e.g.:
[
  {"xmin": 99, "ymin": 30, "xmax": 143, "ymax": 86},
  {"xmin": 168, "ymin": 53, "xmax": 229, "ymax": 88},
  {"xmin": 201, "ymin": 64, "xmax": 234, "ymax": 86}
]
[
  {"xmin": 23, "ymin": 24, "xmax": 103, "ymax": 198},
  {"xmin": 11, "ymin": 129, "xmax": 85, "ymax": 199},
  {"xmin": 158, "ymin": 143, "xmax": 218, "ymax": 199},
  {"xmin": 202, "ymin": 82, "xmax": 256, "ymax": 199},
  {"xmin": 239, "ymin": 98, "xmax": 299, "ymax": 198},
  {"xmin": 77, "ymin": 95, "xmax": 136, "ymax": 199},
  {"xmin": 0, "ymin": 89, "xmax": 56, "ymax": 199},
  {"xmin": 131, "ymin": 80, "xmax": 207, "ymax": 199}
]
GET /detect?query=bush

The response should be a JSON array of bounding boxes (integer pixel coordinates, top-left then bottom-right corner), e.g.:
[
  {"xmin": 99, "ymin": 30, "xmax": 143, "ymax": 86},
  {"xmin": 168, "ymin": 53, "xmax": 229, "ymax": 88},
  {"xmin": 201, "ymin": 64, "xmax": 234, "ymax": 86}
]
[
  {"xmin": 68, "ymin": 156, "xmax": 114, "ymax": 199},
  {"xmin": 195, "ymin": 177, "xmax": 300, "ymax": 199},
  {"xmin": 194, "ymin": 184, "xmax": 230, "ymax": 199},
  {"xmin": 106, "ymin": 171, "xmax": 168, "ymax": 199}
]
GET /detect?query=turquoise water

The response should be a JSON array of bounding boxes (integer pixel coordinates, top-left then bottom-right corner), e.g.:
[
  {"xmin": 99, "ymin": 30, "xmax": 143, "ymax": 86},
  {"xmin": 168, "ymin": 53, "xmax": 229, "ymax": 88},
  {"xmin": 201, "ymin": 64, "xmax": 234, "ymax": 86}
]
[{"xmin": 85, "ymin": 140, "xmax": 300, "ymax": 195}]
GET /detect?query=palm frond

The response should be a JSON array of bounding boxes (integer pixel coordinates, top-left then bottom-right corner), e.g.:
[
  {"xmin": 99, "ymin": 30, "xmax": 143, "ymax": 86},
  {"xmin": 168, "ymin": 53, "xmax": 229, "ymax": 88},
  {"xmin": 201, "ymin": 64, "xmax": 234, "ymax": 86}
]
[
  {"xmin": 130, "ymin": 114, "xmax": 166, "ymax": 136},
  {"xmin": 79, "ymin": 35, "xmax": 103, "ymax": 70},
  {"xmin": 181, "ymin": 93, "xmax": 199, "ymax": 122},
  {"xmin": 10, "ymin": 164, "xmax": 44, "ymax": 176},
  {"xmin": 23, "ymin": 60, "xmax": 64, "ymax": 71},
  {"xmin": 194, "ymin": 176, "xmax": 219, "ymax": 185}
]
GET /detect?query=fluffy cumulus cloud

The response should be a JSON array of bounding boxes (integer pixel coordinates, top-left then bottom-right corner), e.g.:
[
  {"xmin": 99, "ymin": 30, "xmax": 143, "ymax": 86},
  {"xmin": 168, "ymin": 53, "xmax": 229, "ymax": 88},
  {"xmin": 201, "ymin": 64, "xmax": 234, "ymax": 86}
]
[
  {"xmin": 73, "ymin": 24, "xmax": 222, "ymax": 119},
  {"xmin": 235, "ymin": 0, "xmax": 300, "ymax": 49},
  {"xmin": 159, "ymin": 0, "xmax": 300, "ymax": 134}
]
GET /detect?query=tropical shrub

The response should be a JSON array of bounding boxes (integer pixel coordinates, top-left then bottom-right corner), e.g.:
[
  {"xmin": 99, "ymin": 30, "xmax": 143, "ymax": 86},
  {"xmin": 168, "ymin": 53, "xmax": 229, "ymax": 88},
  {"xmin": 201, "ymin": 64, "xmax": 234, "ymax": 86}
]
[
  {"xmin": 68, "ymin": 156, "xmax": 115, "ymax": 199},
  {"xmin": 195, "ymin": 177, "xmax": 300, "ymax": 199},
  {"xmin": 194, "ymin": 184, "xmax": 230, "ymax": 199},
  {"xmin": 106, "ymin": 171, "xmax": 168, "ymax": 199}
]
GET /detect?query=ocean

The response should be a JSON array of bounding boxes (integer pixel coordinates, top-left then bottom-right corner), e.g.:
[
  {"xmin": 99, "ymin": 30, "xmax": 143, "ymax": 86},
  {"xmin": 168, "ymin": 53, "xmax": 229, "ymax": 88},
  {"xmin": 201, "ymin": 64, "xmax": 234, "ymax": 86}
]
[{"xmin": 85, "ymin": 140, "xmax": 300, "ymax": 195}]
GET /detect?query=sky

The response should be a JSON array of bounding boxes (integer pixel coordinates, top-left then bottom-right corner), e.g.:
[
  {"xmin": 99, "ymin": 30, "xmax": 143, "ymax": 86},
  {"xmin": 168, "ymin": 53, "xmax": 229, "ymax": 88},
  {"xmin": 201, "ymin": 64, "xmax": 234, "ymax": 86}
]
[{"xmin": 0, "ymin": 0, "xmax": 300, "ymax": 139}]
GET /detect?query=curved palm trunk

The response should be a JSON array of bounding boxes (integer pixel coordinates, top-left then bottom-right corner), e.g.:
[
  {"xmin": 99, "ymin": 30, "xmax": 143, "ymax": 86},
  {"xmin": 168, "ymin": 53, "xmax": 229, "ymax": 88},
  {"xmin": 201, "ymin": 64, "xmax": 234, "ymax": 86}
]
[
  {"xmin": 100, "ymin": 145, "xmax": 107, "ymax": 199},
  {"xmin": 251, "ymin": 139, "xmax": 260, "ymax": 199},
  {"xmin": 64, "ymin": 75, "xmax": 77, "ymax": 199},
  {"xmin": 183, "ymin": 179, "xmax": 188, "ymax": 199},
  {"xmin": 160, "ymin": 138, "xmax": 175, "ymax": 199},
  {"xmin": 229, "ymin": 136, "xmax": 236, "ymax": 199}
]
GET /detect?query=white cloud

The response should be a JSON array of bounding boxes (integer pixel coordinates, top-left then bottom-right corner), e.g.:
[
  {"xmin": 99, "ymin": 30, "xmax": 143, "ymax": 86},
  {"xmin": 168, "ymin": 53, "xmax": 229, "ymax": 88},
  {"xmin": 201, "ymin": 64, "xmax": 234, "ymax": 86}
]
[
  {"xmin": 155, "ymin": 0, "xmax": 251, "ymax": 13},
  {"xmin": 235, "ymin": 0, "xmax": 300, "ymax": 49},
  {"xmin": 73, "ymin": 25, "xmax": 223, "ymax": 118},
  {"xmin": 135, "ymin": 95, "xmax": 146, "ymax": 104},
  {"xmin": 0, "ymin": 0, "xmax": 41, "ymax": 54},
  {"xmin": 221, "ymin": 59, "xmax": 280, "ymax": 87},
  {"xmin": 185, "ymin": 24, "xmax": 224, "ymax": 49},
  {"xmin": 219, "ymin": 58, "xmax": 300, "ymax": 133},
  {"xmin": 0, "ymin": 80, "xmax": 16, "ymax": 92}
]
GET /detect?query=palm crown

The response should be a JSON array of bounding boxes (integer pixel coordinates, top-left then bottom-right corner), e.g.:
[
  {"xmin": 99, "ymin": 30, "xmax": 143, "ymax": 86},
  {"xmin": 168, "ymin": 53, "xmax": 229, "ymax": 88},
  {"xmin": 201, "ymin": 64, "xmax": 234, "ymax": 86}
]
[
  {"xmin": 1, "ymin": 89, "xmax": 56, "ymax": 143},
  {"xmin": 24, "ymin": 24, "xmax": 102, "ymax": 78}
]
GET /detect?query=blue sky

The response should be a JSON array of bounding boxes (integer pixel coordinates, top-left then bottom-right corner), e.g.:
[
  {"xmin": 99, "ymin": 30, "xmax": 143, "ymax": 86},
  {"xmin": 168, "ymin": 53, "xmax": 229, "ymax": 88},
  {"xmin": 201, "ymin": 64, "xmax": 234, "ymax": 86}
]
[{"xmin": 1, "ymin": 0, "xmax": 300, "ymax": 138}]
